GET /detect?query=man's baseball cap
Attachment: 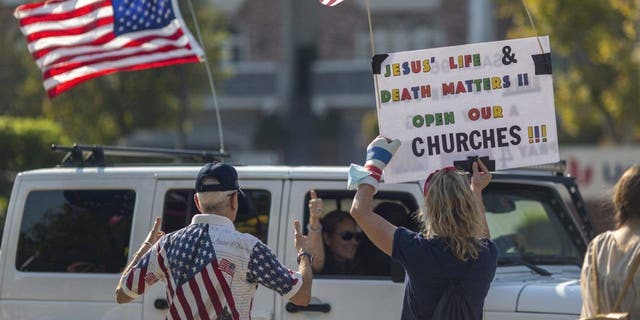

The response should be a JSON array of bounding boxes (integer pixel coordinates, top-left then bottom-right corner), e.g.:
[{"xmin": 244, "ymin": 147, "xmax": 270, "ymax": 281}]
[{"xmin": 195, "ymin": 163, "xmax": 253, "ymax": 215}]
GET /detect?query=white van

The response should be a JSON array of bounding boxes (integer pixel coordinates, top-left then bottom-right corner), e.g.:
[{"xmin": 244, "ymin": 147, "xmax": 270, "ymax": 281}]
[{"xmin": 0, "ymin": 146, "xmax": 592, "ymax": 319}]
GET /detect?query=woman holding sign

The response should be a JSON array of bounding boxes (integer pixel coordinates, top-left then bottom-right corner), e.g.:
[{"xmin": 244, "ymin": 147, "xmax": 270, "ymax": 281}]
[{"xmin": 347, "ymin": 137, "xmax": 498, "ymax": 320}]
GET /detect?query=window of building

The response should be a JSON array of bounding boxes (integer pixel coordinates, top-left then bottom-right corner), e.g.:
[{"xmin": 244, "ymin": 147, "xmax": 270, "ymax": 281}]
[
  {"xmin": 356, "ymin": 24, "xmax": 445, "ymax": 57},
  {"xmin": 303, "ymin": 190, "xmax": 420, "ymax": 279},
  {"xmin": 15, "ymin": 190, "xmax": 136, "ymax": 273},
  {"xmin": 221, "ymin": 28, "xmax": 249, "ymax": 66},
  {"xmin": 162, "ymin": 189, "xmax": 271, "ymax": 243}
]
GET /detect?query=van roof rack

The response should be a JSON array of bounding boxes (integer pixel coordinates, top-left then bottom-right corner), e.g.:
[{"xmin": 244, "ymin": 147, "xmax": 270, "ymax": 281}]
[{"xmin": 51, "ymin": 144, "xmax": 230, "ymax": 167}]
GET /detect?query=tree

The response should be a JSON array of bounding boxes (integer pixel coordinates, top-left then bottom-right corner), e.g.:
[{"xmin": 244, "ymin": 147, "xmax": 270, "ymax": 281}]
[
  {"xmin": 0, "ymin": 116, "xmax": 72, "ymax": 245},
  {"xmin": 2, "ymin": 1, "xmax": 228, "ymax": 145},
  {"xmin": 493, "ymin": 0, "xmax": 640, "ymax": 144}
]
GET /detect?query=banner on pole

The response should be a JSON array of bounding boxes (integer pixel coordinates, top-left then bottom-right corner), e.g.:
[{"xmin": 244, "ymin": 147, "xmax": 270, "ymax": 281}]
[{"xmin": 373, "ymin": 36, "xmax": 558, "ymax": 183}]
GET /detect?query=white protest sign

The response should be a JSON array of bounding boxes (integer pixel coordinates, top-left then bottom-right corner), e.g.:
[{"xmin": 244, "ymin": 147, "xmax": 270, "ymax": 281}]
[{"xmin": 374, "ymin": 36, "xmax": 558, "ymax": 183}]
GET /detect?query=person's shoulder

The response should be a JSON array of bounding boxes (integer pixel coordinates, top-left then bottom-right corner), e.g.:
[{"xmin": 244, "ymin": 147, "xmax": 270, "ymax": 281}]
[
  {"xmin": 395, "ymin": 226, "xmax": 422, "ymax": 239},
  {"xmin": 589, "ymin": 230, "xmax": 615, "ymax": 248},
  {"xmin": 230, "ymin": 229, "xmax": 262, "ymax": 248}
]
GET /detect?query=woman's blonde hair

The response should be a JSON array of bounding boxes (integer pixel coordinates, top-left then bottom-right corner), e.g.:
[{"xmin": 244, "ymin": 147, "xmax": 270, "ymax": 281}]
[
  {"xmin": 421, "ymin": 170, "xmax": 486, "ymax": 261},
  {"xmin": 612, "ymin": 165, "xmax": 640, "ymax": 228}
]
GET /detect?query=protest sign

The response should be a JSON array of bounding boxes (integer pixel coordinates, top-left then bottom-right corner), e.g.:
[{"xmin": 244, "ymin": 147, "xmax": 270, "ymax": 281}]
[{"xmin": 373, "ymin": 36, "xmax": 558, "ymax": 183}]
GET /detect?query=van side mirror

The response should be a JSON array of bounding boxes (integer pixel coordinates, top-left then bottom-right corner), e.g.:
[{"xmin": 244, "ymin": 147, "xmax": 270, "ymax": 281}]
[{"xmin": 390, "ymin": 261, "xmax": 405, "ymax": 283}]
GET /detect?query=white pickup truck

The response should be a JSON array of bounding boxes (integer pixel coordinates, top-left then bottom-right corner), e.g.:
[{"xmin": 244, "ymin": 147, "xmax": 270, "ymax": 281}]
[{"xmin": 0, "ymin": 146, "xmax": 593, "ymax": 319}]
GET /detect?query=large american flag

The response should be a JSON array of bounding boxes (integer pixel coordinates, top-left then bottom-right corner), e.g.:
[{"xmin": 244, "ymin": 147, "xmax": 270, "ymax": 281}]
[
  {"xmin": 319, "ymin": 0, "xmax": 345, "ymax": 7},
  {"xmin": 14, "ymin": 0, "xmax": 205, "ymax": 98}
]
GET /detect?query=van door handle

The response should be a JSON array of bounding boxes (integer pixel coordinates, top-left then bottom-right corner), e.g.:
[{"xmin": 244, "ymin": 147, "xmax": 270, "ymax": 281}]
[
  {"xmin": 154, "ymin": 298, "xmax": 169, "ymax": 310},
  {"xmin": 285, "ymin": 302, "xmax": 331, "ymax": 313}
]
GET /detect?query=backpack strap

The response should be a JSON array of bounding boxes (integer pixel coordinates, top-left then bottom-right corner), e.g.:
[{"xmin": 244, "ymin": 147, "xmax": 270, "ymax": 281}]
[{"xmin": 612, "ymin": 248, "xmax": 640, "ymax": 311}]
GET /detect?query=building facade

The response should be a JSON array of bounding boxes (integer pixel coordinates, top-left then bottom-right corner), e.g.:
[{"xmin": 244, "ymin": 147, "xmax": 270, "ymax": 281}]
[{"xmin": 125, "ymin": 0, "xmax": 496, "ymax": 165}]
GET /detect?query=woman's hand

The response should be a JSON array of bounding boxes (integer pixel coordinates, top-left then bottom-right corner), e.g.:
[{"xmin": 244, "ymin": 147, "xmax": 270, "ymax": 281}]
[
  {"xmin": 308, "ymin": 190, "xmax": 323, "ymax": 230},
  {"xmin": 471, "ymin": 159, "xmax": 492, "ymax": 194}
]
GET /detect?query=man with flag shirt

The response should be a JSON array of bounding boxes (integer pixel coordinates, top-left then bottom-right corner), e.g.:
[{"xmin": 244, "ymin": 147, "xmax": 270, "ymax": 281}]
[{"xmin": 115, "ymin": 163, "xmax": 313, "ymax": 320}]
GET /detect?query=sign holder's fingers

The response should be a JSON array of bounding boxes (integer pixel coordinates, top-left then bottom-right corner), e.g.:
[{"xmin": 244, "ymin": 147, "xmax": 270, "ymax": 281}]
[
  {"xmin": 310, "ymin": 190, "xmax": 317, "ymax": 199},
  {"xmin": 477, "ymin": 159, "xmax": 489, "ymax": 173}
]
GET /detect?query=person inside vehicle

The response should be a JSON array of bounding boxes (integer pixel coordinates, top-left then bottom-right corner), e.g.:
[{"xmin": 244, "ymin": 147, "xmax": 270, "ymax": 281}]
[
  {"xmin": 359, "ymin": 201, "xmax": 413, "ymax": 276},
  {"xmin": 580, "ymin": 165, "xmax": 640, "ymax": 319},
  {"xmin": 307, "ymin": 190, "xmax": 364, "ymax": 274},
  {"xmin": 347, "ymin": 137, "xmax": 498, "ymax": 319}
]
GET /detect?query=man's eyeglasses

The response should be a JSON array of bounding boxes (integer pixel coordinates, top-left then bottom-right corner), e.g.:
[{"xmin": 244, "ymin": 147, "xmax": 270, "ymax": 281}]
[{"xmin": 339, "ymin": 231, "xmax": 364, "ymax": 242}]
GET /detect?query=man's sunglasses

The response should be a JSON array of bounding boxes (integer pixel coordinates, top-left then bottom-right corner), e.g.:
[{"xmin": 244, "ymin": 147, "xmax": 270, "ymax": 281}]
[{"xmin": 339, "ymin": 231, "xmax": 364, "ymax": 242}]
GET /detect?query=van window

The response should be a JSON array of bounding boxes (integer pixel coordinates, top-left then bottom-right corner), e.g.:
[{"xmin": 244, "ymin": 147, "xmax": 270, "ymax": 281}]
[
  {"xmin": 304, "ymin": 190, "xmax": 420, "ymax": 279},
  {"xmin": 162, "ymin": 189, "xmax": 271, "ymax": 243},
  {"xmin": 15, "ymin": 190, "xmax": 136, "ymax": 273}
]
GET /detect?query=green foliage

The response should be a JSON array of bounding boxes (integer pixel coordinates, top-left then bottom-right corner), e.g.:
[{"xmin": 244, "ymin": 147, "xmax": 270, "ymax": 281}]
[
  {"xmin": 494, "ymin": 0, "xmax": 640, "ymax": 144},
  {"xmin": 361, "ymin": 110, "xmax": 380, "ymax": 143},
  {"xmin": 0, "ymin": 117, "xmax": 71, "ymax": 171},
  {"xmin": 0, "ymin": 115, "xmax": 70, "ymax": 247}
]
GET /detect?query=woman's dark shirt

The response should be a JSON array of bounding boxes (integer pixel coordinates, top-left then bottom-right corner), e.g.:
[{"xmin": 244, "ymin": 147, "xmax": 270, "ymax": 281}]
[{"xmin": 392, "ymin": 227, "xmax": 498, "ymax": 320}]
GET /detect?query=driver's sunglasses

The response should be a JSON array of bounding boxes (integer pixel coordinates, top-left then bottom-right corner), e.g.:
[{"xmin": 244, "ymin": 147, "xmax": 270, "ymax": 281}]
[{"xmin": 340, "ymin": 231, "xmax": 364, "ymax": 242}]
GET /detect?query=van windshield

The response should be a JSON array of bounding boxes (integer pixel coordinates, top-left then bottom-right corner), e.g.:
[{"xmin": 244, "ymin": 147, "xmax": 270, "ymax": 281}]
[{"xmin": 483, "ymin": 183, "xmax": 581, "ymax": 266}]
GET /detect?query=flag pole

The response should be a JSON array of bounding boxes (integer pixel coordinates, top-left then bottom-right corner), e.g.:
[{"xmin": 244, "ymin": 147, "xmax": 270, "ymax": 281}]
[
  {"xmin": 521, "ymin": 0, "xmax": 545, "ymax": 53},
  {"xmin": 364, "ymin": 0, "xmax": 382, "ymax": 110},
  {"xmin": 185, "ymin": 0, "xmax": 225, "ymax": 153}
]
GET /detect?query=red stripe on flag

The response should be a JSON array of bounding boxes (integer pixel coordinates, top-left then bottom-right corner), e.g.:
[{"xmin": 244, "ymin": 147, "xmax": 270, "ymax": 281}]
[
  {"xmin": 43, "ymin": 44, "xmax": 191, "ymax": 78},
  {"xmin": 26, "ymin": 16, "xmax": 113, "ymax": 42},
  {"xmin": 126, "ymin": 270, "xmax": 134, "ymax": 290},
  {"xmin": 200, "ymin": 266, "xmax": 224, "ymax": 315},
  {"xmin": 32, "ymin": 32, "xmax": 116, "ymax": 60},
  {"xmin": 43, "ymin": 29, "xmax": 187, "ymax": 67},
  {"xmin": 175, "ymin": 286, "xmax": 194, "ymax": 319},
  {"xmin": 137, "ymin": 269, "xmax": 146, "ymax": 294},
  {"xmin": 18, "ymin": 0, "xmax": 112, "ymax": 26},
  {"xmin": 46, "ymin": 55, "xmax": 200, "ymax": 98},
  {"xmin": 212, "ymin": 259, "xmax": 239, "ymax": 320},
  {"xmin": 188, "ymin": 278, "xmax": 210, "ymax": 319}
]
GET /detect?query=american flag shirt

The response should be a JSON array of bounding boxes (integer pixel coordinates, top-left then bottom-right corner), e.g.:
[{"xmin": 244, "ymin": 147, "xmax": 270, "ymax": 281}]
[{"xmin": 119, "ymin": 214, "xmax": 303, "ymax": 320}]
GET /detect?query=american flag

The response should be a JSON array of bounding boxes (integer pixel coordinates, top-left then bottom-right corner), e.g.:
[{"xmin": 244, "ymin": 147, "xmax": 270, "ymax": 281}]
[
  {"xmin": 319, "ymin": 0, "xmax": 345, "ymax": 7},
  {"xmin": 14, "ymin": 0, "xmax": 205, "ymax": 98},
  {"xmin": 219, "ymin": 258, "xmax": 236, "ymax": 277}
]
